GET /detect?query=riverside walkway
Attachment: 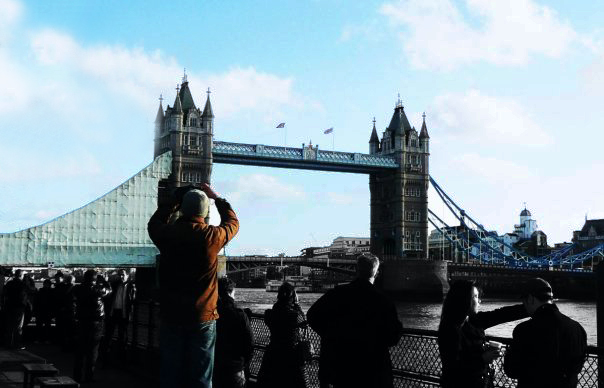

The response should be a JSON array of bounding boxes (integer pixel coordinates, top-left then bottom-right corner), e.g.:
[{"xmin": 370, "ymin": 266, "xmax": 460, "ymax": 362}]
[
  {"xmin": 129, "ymin": 301, "xmax": 599, "ymax": 388},
  {"xmin": 2, "ymin": 301, "xmax": 599, "ymax": 387},
  {"xmin": 0, "ymin": 343, "xmax": 149, "ymax": 387}
]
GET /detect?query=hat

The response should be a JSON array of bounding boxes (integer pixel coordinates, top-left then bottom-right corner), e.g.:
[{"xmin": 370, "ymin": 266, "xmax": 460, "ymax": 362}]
[
  {"xmin": 181, "ymin": 189, "xmax": 209, "ymax": 218},
  {"xmin": 521, "ymin": 278, "xmax": 553, "ymax": 301}
]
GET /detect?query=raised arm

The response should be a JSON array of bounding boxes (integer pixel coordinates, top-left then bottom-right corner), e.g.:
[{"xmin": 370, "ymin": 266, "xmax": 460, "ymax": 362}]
[{"xmin": 469, "ymin": 304, "xmax": 527, "ymax": 330}]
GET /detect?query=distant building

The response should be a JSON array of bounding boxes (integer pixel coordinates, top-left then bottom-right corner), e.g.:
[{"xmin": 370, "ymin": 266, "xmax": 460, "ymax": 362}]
[
  {"xmin": 509, "ymin": 207, "xmax": 551, "ymax": 257},
  {"xmin": 515, "ymin": 230, "xmax": 551, "ymax": 257},
  {"xmin": 301, "ymin": 236, "xmax": 370, "ymax": 259},
  {"xmin": 428, "ymin": 226, "xmax": 472, "ymax": 263},
  {"xmin": 428, "ymin": 225, "xmax": 502, "ymax": 263},
  {"xmin": 572, "ymin": 219, "xmax": 604, "ymax": 269},
  {"xmin": 514, "ymin": 208, "xmax": 537, "ymax": 239}
]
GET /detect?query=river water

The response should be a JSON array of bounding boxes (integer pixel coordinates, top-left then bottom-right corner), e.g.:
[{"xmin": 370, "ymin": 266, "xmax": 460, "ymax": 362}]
[{"xmin": 234, "ymin": 288, "xmax": 597, "ymax": 345}]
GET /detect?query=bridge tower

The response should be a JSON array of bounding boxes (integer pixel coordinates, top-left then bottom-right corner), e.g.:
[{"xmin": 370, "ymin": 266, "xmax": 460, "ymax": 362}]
[
  {"xmin": 369, "ymin": 99, "xmax": 447, "ymax": 299},
  {"xmin": 154, "ymin": 74, "xmax": 214, "ymax": 188}
]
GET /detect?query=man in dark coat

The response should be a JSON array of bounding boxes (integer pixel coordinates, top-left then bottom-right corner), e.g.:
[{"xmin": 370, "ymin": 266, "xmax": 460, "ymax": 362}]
[
  {"xmin": 2, "ymin": 269, "xmax": 28, "ymax": 349},
  {"xmin": 72, "ymin": 269, "xmax": 111, "ymax": 383},
  {"xmin": 307, "ymin": 253, "xmax": 404, "ymax": 388},
  {"xmin": 34, "ymin": 279, "xmax": 54, "ymax": 343},
  {"xmin": 504, "ymin": 278, "xmax": 587, "ymax": 388},
  {"xmin": 101, "ymin": 269, "xmax": 136, "ymax": 363},
  {"xmin": 53, "ymin": 271, "xmax": 74, "ymax": 349},
  {"xmin": 213, "ymin": 277, "xmax": 254, "ymax": 388}
]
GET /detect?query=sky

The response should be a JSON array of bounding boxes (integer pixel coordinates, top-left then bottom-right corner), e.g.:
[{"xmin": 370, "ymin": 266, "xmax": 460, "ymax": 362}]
[{"xmin": 1, "ymin": 0, "xmax": 604, "ymax": 256}]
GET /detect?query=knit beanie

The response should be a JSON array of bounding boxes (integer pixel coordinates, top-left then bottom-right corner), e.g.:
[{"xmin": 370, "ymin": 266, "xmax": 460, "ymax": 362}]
[
  {"xmin": 521, "ymin": 277, "xmax": 553, "ymax": 301},
  {"xmin": 181, "ymin": 189, "xmax": 209, "ymax": 218}
]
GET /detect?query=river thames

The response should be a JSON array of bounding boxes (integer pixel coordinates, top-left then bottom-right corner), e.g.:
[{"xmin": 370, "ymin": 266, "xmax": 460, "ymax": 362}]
[{"xmin": 234, "ymin": 288, "xmax": 597, "ymax": 345}]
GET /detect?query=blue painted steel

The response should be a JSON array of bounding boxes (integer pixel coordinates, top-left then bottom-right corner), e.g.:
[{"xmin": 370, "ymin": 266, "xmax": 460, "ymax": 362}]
[{"xmin": 212, "ymin": 141, "xmax": 398, "ymax": 173}]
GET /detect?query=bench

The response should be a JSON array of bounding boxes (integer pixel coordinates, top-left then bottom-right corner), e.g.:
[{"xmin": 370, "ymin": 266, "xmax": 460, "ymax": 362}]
[
  {"xmin": 36, "ymin": 376, "xmax": 79, "ymax": 387},
  {"xmin": 22, "ymin": 363, "xmax": 58, "ymax": 388}
]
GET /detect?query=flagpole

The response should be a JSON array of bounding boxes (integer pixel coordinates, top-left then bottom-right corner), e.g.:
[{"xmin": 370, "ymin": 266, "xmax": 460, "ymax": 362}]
[
  {"xmin": 332, "ymin": 132, "xmax": 334, "ymax": 151},
  {"xmin": 285, "ymin": 127, "xmax": 287, "ymax": 147}
]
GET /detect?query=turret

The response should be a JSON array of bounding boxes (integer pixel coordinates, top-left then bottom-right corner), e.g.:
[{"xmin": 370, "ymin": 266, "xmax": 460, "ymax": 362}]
[
  {"xmin": 170, "ymin": 85, "xmax": 184, "ymax": 158},
  {"xmin": 153, "ymin": 95, "xmax": 164, "ymax": 157},
  {"xmin": 419, "ymin": 112, "xmax": 430, "ymax": 153},
  {"xmin": 369, "ymin": 117, "xmax": 380, "ymax": 154},
  {"xmin": 201, "ymin": 88, "xmax": 214, "ymax": 134}
]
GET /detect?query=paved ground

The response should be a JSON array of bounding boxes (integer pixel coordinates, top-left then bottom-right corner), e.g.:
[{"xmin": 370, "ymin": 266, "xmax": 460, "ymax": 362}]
[{"xmin": 0, "ymin": 343, "xmax": 151, "ymax": 388}]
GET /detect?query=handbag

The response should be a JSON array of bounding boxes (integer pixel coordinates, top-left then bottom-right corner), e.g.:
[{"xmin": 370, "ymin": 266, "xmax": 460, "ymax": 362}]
[{"xmin": 295, "ymin": 325, "xmax": 314, "ymax": 363}]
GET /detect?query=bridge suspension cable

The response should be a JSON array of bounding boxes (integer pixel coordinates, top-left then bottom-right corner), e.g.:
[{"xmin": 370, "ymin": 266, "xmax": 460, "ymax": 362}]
[{"xmin": 428, "ymin": 177, "xmax": 604, "ymax": 268}]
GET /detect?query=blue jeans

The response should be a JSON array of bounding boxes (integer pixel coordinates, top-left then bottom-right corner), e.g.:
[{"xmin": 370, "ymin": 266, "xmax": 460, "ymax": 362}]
[{"xmin": 160, "ymin": 320, "xmax": 216, "ymax": 388}]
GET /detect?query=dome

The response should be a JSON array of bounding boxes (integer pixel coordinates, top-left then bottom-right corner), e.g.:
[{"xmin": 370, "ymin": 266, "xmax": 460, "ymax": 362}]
[{"xmin": 520, "ymin": 208, "xmax": 531, "ymax": 217}]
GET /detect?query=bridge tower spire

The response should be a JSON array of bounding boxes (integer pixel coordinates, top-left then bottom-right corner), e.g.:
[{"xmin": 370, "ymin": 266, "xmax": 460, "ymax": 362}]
[
  {"xmin": 369, "ymin": 117, "xmax": 380, "ymax": 154},
  {"xmin": 154, "ymin": 95, "xmax": 165, "ymax": 158}
]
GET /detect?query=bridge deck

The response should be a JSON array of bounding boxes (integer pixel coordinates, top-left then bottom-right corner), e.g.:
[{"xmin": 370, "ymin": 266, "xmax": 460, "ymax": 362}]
[{"xmin": 213, "ymin": 141, "xmax": 398, "ymax": 173}]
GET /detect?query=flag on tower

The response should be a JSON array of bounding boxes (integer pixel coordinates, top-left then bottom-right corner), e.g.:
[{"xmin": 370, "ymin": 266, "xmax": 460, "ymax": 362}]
[
  {"xmin": 324, "ymin": 127, "xmax": 333, "ymax": 134},
  {"xmin": 276, "ymin": 122, "xmax": 285, "ymax": 128}
]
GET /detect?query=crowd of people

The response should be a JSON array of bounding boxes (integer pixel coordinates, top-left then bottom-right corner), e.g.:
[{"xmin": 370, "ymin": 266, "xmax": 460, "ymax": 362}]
[
  {"xmin": 147, "ymin": 182, "xmax": 589, "ymax": 388},
  {"xmin": 0, "ymin": 181, "xmax": 589, "ymax": 388},
  {"xmin": 0, "ymin": 267, "xmax": 137, "ymax": 384}
]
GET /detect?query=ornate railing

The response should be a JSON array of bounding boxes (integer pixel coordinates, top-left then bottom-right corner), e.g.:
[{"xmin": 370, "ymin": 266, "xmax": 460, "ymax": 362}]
[{"xmin": 127, "ymin": 301, "xmax": 600, "ymax": 388}]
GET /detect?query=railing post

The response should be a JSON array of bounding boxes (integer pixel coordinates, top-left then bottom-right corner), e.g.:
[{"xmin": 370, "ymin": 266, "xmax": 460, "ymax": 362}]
[
  {"xmin": 597, "ymin": 262, "xmax": 604, "ymax": 388},
  {"xmin": 132, "ymin": 301, "xmax": 139, "ymax": 349},
  {"xmin": 148, "ymin": 302, "xmax": 155, "ymax": 350}
]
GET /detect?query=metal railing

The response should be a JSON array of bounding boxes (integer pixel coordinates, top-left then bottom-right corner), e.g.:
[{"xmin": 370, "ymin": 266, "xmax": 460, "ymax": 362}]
[{"xmin": 127, "ymin": 301, "xmax": 600, "ymax": 388}]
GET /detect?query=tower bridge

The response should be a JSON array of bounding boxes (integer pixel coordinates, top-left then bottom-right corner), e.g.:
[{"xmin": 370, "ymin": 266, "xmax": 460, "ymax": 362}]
[{"xmin": 2, "ymin": 78, "xmax": 602, "ymax": 299}]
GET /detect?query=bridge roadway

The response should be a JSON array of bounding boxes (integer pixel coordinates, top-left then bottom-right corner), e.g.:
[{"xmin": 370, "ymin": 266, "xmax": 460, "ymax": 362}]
[{"xmin": 223, "ymin": 255, "xmax": 357, "ymax": 274}]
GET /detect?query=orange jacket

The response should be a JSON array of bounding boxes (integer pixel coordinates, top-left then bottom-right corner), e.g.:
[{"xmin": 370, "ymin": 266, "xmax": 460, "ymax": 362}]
[{"xmin": 148, "ymin": 197, "xmax": 239, "ymax": 324}]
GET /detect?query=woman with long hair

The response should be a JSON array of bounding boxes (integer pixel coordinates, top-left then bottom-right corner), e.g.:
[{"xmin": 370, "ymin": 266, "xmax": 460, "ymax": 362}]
[
  {"xmin": 256, "ymin": 282, "xmax": 307, "ymax": 388},
  {"xmin": 438, "ymin": 280, "xmax": 527, "ymax": 388}
]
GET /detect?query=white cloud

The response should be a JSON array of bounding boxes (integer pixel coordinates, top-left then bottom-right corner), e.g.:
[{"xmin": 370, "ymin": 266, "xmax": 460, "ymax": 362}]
[
  {"xmin": 0, "ymin": 0, "xmax": 22, "ymax": 37},
  {"xmin": 582, "ymin": 54, "xmax": 604, "ymax": 94},
  {"xmin": 30, "ymin": 29, "xmax": 79, "ymax": 65},
  {"xmin": 431, "ymin": 89, "xmax": 552, "ymax": 146},
  {"xmin": 226, "ymin": 174, "xmax": 306, "ymax": 204},
  {"xmin": 207, "ymin": 67, "xmax": 301, "ymax": 118},
  {"xmin": 380, "ymin": 0, "xmax": 577, "ymax": 71},
  {"xmin": 27, "ymin": 29, "xmax": 303, "ymax": 119},
  {"xmin": 452, "ymin": 153, "xmax": 533, "ymax": 184}
]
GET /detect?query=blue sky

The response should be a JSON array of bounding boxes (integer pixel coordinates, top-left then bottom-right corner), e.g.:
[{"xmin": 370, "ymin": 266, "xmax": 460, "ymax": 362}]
[{"xmin": 1, "ymin": 0, "xmax": 604, "ymax": 256}]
